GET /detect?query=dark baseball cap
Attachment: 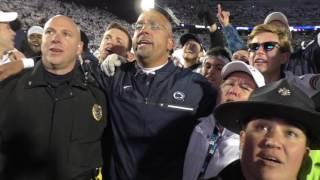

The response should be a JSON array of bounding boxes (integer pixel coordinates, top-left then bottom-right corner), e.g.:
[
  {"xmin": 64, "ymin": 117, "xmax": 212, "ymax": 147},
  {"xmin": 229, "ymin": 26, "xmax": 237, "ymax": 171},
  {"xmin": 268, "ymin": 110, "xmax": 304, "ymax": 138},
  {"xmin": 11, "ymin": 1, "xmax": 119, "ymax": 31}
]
[{"xmin": 180, "ymin": 33, "xmax": 202, "ymax": 47}]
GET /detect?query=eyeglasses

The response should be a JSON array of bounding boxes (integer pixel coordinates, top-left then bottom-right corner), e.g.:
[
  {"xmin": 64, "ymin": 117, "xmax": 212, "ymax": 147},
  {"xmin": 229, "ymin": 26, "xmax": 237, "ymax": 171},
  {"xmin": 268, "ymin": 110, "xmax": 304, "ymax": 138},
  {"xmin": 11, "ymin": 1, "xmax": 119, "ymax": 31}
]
[
  {"xmin": 132, "ymin": 22, "xmax": 164, "ymax": 31},
  {"xmin": 248, "ymin": 41, "xmax": 280, "ymax": 52}
]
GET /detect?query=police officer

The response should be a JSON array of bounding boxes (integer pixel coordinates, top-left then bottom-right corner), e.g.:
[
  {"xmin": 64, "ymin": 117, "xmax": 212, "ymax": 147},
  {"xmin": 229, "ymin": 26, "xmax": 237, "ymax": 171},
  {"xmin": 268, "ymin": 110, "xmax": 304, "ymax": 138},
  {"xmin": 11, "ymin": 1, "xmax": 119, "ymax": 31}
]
[{"xmin": 0, "ymin": 15, "xmax": 107, "ymax": 179}]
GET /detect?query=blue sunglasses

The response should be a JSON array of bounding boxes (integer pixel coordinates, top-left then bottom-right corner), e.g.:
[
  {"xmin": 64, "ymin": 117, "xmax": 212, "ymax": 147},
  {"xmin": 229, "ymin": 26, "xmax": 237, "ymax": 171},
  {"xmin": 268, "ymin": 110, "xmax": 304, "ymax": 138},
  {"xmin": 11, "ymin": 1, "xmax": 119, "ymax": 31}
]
[{"xmin": 248, "ymin": 41, "xmax": 280, "ymax": 52}]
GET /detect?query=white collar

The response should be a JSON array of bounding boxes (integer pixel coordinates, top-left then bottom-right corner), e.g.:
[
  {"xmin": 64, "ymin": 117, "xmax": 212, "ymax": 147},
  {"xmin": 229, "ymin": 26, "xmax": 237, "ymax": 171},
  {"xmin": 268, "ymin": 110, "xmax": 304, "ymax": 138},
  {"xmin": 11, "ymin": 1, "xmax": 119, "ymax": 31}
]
[{"xmin": 137, "ymin": 60, "xmax": 168, "ymax": 75}]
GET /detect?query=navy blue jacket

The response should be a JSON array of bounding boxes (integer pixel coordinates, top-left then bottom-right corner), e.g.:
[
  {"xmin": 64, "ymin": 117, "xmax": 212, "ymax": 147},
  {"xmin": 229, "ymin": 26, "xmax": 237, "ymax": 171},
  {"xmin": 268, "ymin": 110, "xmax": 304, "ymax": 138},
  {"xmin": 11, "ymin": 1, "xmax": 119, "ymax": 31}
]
[{"xmin": 99, "ymin": 60, "xmax": 217, "ymax": 180}]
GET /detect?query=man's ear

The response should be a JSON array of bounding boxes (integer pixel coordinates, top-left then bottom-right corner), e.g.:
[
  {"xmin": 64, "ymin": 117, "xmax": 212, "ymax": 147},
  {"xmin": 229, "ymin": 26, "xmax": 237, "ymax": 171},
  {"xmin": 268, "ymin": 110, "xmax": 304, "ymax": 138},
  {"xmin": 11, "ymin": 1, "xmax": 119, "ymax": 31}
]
[
  {"xmin": 198, "ymin": 49, "xmax": 205, "ymax": 58},
  {"xmin": 305, "ymin": 147, "xmax": 310, "ymax": 156},
  {"xmin": 77, "ymin": 41, "xmax": 84, "ymax": 56},
  {"xmin": 167, "ymin": 37, "xmax": 175, "ymax": 52},
  {"xmin": 239, "ymin": 130, "xmax": 246, "ymax": 150}
]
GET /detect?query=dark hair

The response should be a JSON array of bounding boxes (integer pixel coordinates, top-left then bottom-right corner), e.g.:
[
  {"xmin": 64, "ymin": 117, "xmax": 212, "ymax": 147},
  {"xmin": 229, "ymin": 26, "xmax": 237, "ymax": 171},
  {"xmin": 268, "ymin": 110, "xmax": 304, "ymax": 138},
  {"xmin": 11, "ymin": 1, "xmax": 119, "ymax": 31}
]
[
  {"xmin": 237, "ymin": 46, "xmax": 249, "ymax": 52},
  {"xmin": 9, "ymin": 19, "xmax": 22, "ymax": 31},
  {"xmin": 248, "ymin": 24, "xmax": 293, "ymax": 53},
  {"xmin": 206, "ymin": 47, "xmax": 231, "ymax": 61},
  {"xmin": 153, "ymin": 6, "xmax": 174, "ymax": 25},
  {"xmin": 80, "ymin": 30, "xmax": 89, "ymax": 52},
  {"xmin": 106, "ymin": 22, "xmax": 132, "ymax": 51}
]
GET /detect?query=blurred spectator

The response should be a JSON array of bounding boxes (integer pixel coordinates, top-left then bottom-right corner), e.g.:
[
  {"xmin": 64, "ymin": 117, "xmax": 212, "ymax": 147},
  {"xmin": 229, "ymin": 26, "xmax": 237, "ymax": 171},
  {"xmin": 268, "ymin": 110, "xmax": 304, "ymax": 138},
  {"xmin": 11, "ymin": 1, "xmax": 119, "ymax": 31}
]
[
  {"xmin": 0, "ymin": 10, "xmax": 18, "ymax": 64},
  {"xmin": 95, "ymin": 22, "xmax": 132, "ymax": 63},
  {"xmin": 80, "ymin": 30, "xmax": 99, "ymax": 63},
  {"xmin": 10, "ymin": 18, "xmax": 26, "ymax": 51},
  {"xmin": 184, "ymin": 60, "xmax": 265, "ymax": 180},
  {"xmin": 200, "ymin": 47, "xmax": 231, "ymax": 88},
  {"xmin": 0, "ymin": 10, "xmax": 32, "ymax": 81},
  {"xmin": 20, "ymin": 25, "xmax": 43, "ymax": 58},
  {"xmin": 0, "ymin": 11, "xmax": 25, "ymax": 65},
  {"xmin": 232, "ymin": 48, "xmax": 249, "ymax": 64},
  {"xmin": 179, "ymin": 33, "xmax": 204, "ymax": 72}
]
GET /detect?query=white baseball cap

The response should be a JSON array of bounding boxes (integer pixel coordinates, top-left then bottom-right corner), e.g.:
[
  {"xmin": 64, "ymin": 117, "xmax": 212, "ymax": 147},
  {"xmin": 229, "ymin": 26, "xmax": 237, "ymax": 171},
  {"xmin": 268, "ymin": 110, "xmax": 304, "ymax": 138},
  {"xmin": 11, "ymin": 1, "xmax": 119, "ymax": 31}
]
[
  {"xmin": 221, "ymin": 61, "xmax": 265, "ymax": 88},
  {"xmin": 0, "ymin": 11, "xmax": 18, "ymax": 23},
  {"xmin": 264, "ymin": 12, "xmax": 289, "ymax": 27},
  {"xmin": 27, "ymin": 26, "xmax": 44, "ymax": 36}
]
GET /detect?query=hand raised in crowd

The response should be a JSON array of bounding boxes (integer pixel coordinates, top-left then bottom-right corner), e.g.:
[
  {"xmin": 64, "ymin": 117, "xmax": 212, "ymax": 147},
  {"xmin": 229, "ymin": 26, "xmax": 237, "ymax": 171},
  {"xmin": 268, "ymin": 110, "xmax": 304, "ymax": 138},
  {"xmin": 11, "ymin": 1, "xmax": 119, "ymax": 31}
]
[
  {"xmin": 216, "ymin": 4, "xmax": 230, "ymax": 27},
  {"xmin": 209, "ymin": 23, "xmax": 217, "ymax": 32},
  {"xmin": 0, "ymin": 61, "xmax": 24, "ymax": 81}
]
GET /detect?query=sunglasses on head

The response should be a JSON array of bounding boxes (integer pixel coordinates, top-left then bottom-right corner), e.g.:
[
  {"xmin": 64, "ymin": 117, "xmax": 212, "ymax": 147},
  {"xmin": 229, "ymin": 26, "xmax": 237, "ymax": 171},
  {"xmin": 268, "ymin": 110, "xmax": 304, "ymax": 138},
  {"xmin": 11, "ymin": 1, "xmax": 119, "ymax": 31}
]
[{"xmin": 248, "ymin": 41, "xmax": 280, "ymax": 52}]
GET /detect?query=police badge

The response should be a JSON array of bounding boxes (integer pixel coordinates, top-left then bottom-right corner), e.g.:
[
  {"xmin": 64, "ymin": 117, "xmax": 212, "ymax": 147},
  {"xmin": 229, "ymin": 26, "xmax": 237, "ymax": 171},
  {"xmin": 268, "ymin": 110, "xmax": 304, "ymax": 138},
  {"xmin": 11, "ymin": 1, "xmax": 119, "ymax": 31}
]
[{"xmin": 92, "ymin": 104, "xmax": 103, "ymax": 121}]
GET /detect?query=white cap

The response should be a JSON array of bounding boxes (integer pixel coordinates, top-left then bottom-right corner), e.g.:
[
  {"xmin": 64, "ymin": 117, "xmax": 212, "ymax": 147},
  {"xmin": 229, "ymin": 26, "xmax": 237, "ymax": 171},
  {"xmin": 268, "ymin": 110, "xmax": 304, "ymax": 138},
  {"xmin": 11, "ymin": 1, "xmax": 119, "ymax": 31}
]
[
  {"xmin": 264, "ymin": 12, "xmax": 289, "ymax": 27},
  {"xmin": 221, "ymin": 61, "xmax": 265, "ymax": 88},
  {"xmin": 27, "ymin": 26, "xmax": 43, "ymax": 36},
  {"xmin": 0, "ymin": 11, "xmax": 18, "ymax": 23}
]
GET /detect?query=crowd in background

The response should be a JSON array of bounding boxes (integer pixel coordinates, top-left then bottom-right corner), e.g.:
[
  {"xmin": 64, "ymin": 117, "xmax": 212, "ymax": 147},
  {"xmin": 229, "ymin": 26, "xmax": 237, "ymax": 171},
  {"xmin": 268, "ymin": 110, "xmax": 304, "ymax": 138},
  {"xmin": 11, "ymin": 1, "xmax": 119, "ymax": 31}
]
[
  {"xmin": 1, "ymin": 0, "xmax": 320, "ymax": 179},
  {"xmin": 2, "ymin": 0, "xmax": 319, "ymax": 52},
  {"xmin": 2, "ymin": 0, "xmax": 132, "ymax": 51},
  {"xmin": 159, "ymin": 0, "xmax": 320, "ymax": 26}
]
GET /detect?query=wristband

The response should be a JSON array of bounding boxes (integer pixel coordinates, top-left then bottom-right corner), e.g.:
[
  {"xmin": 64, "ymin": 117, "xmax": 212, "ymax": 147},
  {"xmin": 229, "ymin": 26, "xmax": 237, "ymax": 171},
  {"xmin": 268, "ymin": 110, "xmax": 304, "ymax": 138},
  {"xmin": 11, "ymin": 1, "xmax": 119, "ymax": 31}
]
[{"xmin": 22, "ymin": 58, "xmax": 35, "ymax": 69}]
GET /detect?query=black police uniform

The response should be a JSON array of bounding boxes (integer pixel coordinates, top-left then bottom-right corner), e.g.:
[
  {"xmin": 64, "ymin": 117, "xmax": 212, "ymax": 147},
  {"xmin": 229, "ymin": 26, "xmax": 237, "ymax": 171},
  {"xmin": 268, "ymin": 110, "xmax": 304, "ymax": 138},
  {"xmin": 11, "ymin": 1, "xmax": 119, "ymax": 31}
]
[{"xmin": 0, "ymin": 61, "xmax": 107, "ymax": 180}]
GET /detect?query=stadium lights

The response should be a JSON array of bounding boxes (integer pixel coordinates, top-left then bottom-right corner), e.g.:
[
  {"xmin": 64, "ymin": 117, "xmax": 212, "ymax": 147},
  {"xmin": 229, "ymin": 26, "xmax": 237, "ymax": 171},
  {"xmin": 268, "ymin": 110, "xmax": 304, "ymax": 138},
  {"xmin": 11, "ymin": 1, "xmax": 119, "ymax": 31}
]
[
  {"xmin": 289, "ymin": 26, "xmax": 294, "ymax": 31},
  {"xmin": 195, "ymin": 25, "xmax": 206, "ymax": 29},
  {"xmin": 236, "ymin": 27, "xmax": 250, "ymax": 31},
  {"xmin": 179, "ymin": 23, "xmax": 319, "ymax": 32},
  {"xmin": 141, "ymin": 0, "xmax": 155, "ymax": 11}
]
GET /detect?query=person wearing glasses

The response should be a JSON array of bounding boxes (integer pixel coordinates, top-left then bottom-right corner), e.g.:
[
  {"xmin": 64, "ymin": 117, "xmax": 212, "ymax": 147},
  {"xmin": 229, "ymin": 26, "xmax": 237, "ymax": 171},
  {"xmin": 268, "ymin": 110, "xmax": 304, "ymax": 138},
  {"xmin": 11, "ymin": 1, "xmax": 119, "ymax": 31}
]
[
  {"xmin": 263, "ymin": 12, "xmax": 320, "ymax": 76},
  {"xmin": 200, "ymin": 47, "xmax": 231, "ymax": 88},
  {"xmin": 247, "ymin": 23, "xmax": 292, "ymax": 84},
  {"xmin": 214, "ymin": 9, "xmax": 320, "ymax": 76},
  {"xmin": 98, "ymin": 8, "xmax": 216, "ymax": 180},
  {"xmin": 247, "ymin": 24, "xmax": 319, "ymax": 94}
]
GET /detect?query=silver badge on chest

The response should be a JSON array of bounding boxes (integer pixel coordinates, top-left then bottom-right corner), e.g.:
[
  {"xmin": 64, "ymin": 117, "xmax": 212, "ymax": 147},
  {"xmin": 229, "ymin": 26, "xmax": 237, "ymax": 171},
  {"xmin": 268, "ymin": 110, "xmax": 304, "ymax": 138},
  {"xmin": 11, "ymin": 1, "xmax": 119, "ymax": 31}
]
[{"xmin": 92, "ymin": 104, "xmax": 103, "ymax": 122}]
